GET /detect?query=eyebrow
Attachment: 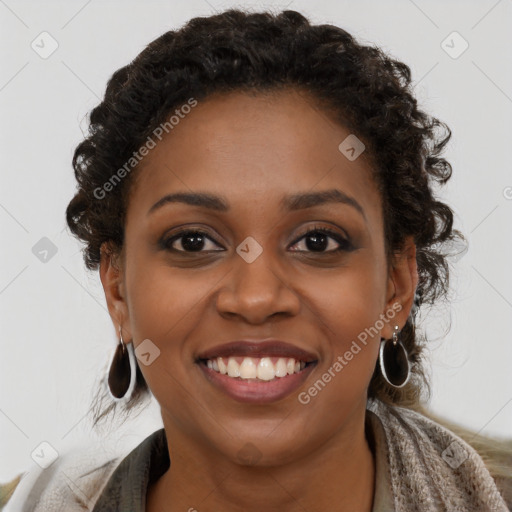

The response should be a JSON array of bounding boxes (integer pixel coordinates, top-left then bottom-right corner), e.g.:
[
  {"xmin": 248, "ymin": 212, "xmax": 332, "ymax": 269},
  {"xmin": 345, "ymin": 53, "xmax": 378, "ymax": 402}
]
[{"xmin": 147, "ymin": 188, "xmax": 366, "ymax": 219}]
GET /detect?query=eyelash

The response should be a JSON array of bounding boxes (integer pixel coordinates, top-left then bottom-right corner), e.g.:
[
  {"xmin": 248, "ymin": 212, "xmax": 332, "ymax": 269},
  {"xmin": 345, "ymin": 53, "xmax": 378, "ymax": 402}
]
[{"xmin": 161, "ymin": 225, "xmax": 353, "ymax": 254}]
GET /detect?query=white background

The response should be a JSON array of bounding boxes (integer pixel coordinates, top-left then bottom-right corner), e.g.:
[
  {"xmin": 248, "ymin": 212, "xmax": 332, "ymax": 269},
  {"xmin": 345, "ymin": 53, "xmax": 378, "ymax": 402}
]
[{"xmin": 1, "ymin": 0, "xmax": 511, "ymax": 484}]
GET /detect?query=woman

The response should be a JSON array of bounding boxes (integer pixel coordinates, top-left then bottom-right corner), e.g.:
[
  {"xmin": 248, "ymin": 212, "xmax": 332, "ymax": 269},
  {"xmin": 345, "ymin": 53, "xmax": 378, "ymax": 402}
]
[{"xmin": 4, "ymin": 8, "xmax": 511, "ymax": 512}]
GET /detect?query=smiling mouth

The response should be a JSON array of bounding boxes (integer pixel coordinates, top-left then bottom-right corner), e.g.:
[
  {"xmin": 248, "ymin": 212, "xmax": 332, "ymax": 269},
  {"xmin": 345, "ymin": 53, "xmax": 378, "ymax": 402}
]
[{"xmin": 197, "ymin": 356, "xmax": 317, "ymax": 382}]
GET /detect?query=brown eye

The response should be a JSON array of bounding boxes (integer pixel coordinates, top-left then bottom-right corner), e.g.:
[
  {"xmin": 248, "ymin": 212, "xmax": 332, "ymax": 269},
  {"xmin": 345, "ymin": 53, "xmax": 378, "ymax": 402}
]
[
  {"xmin": 161, "ymin": 230, "xmax": 224, "ymax": 253},
  {"xmin": 289, "ymin": 227, "xmax": 354, "ymax": 253}
]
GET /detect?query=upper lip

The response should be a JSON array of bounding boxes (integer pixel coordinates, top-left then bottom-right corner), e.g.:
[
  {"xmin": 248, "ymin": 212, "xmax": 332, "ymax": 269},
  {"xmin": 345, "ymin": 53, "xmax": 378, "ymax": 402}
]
[{"xmin": 196, "ymin": 340, "xmax": 318, "ymax": 363}]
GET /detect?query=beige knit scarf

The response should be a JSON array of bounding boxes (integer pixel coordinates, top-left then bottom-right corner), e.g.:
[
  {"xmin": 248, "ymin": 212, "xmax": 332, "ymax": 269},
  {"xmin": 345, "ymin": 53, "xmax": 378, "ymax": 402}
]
[{"xmin": 368, "ymin": 399, "xmax": 510, "ymax": 511}]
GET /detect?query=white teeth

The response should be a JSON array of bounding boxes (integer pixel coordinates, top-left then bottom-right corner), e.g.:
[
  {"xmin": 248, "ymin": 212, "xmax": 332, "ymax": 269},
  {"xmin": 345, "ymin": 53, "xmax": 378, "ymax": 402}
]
[
  {"xmin": 218, "ymin": 357, "xmax": 227, "ymax": 374},
  {"xmin": 275, "ymin": 358, "xmax": 288, "ymax": 377},
  {"xmin": 206, "ymin": 356, "xmax": 308, "ymax": 380},
  {"xmin": 257, "ymin": 357, "xmax": 275, "ymax": 381},
  {"xmin": 227, "ymin": 358, "xmax": 240, "ymax": 378},
  {"xmin": 239, "ymin": 357, "xmax": 257, "ymax": 379}
]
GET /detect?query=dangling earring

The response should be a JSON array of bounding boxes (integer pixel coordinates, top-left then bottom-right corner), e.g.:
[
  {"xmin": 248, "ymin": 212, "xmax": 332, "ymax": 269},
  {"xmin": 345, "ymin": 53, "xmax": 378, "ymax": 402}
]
[
  {"xmin": 379, "ymin": 325, "xmax": 411, "ymax": 388},
  {"xmin": 107, "ymin": 326, "xmax": 137, "ymax": 401}
]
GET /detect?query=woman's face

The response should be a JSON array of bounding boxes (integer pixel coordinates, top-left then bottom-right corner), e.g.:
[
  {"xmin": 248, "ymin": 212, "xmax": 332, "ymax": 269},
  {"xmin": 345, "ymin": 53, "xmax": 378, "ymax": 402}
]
[{"xmin": 101, "ymin": 88, "xmax": 415, "ymax": 465}]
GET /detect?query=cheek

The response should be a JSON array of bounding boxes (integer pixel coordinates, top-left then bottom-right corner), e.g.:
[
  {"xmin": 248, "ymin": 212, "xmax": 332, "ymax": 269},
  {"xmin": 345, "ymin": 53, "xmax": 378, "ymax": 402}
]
[
  {"xmin": 125, "ymin": 240, "xmax": 226, "ymax": 332},
  {"xmin": 123, "ymin": 258, "xmax": 217, "ymax": 387},
  {"xmin": 296, "ymin": 259, "xmax": 386, "ymax": 406},
  {"xmin": 305, "ymin": 251, "xmax": 387, "ymax": 339}
]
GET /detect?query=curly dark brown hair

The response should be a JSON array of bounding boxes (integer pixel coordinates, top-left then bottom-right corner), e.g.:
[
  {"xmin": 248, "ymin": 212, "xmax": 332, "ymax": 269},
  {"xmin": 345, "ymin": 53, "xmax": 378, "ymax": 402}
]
[{"xmin": 65, "ymin": 8, "xmax": 463, "ymax": 429}]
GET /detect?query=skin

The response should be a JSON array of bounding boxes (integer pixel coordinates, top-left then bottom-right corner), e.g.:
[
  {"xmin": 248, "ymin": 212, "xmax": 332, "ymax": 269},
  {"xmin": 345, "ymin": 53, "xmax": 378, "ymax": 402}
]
[{"xmin": 100, "ymin": 88, "xmax": 418, "ymax": 512}]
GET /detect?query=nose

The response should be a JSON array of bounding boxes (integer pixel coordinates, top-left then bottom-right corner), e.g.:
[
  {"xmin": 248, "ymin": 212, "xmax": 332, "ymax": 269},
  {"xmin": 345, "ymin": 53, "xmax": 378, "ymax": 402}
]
[{"xmin": 215, "ymin": 246, "xmax": 301, "ymax": 324}]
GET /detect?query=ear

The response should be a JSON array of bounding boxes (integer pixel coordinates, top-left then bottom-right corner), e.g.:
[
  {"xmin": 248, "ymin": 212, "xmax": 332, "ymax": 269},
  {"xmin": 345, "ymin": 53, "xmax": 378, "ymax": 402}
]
[
  {"xmin": 382, "ymin": 236, "xmax": 418, "ymax": 339},
  {"xmin": 99, "ymin": 241, "xmax": 132, "ymax": 341}
]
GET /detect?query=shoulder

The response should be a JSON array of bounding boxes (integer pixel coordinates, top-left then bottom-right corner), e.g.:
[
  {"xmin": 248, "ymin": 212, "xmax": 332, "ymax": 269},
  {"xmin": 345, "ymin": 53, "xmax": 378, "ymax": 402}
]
[
  {"xmin": 2, "ymin": 441, "xmax": 125, "ymax": 512},
  {"xmin": 0, "ymin": 474, "xmax": 22, "ymax": 509},
  {"xmin": 368, "ymin": 399, "xmax": 512, "ymax": 511},
  {"xmin": 406, "ymin": 402, "xmax": 512, "ymax": 511}
]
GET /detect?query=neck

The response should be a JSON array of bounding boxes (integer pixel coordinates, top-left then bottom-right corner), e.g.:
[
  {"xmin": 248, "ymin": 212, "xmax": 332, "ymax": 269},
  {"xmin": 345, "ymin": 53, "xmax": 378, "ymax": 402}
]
[{"xmin": 147, "ymin": 404, "xmax": 376, "ymax": 512}]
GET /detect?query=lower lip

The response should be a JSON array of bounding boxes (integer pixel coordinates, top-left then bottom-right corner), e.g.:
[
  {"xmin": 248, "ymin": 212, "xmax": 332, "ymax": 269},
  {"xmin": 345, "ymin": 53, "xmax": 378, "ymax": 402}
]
[{"xmin": 196, "ymin": 361, "xmax": 317, "ymax": 404}]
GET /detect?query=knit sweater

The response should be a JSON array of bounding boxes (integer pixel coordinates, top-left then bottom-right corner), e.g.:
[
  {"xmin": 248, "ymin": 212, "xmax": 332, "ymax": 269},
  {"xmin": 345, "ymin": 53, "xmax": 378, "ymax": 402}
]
[{"xmin": 3, "ymin": 399, "xmax": 510, "ymax": 511}]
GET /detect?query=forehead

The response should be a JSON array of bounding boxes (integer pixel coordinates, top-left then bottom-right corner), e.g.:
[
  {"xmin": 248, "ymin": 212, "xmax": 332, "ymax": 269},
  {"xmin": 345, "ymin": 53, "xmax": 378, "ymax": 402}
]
[{"xmin": 126, "ymin": 88, "xmax": 381, "ymax": 221}]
